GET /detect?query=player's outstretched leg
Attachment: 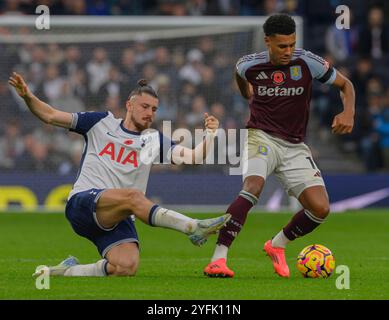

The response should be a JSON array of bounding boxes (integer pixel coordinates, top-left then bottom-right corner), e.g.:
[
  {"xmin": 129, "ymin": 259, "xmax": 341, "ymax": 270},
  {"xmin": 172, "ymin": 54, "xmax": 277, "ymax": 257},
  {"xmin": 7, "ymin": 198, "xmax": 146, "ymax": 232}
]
[
  {"xmin": 264, "ymin": 186, "xmax": 329, "ymax": 278},
  {"xmin": 96, "ymin": 189, "xmax": 230, "ymax": 247},
  {"xmin": 204, "ymin": 177, "xmax": 261, "ymax": 278},
  {"xmin": 33, "ymin": 256, "xmax": 79, "ymax": 276},
  {"xmin": 33, "ymin": 256, "xmax": 110, "ymax": 277},
  {"xmin": 149, "ymin": 206, "xmax": 231, "ymax": 246}
]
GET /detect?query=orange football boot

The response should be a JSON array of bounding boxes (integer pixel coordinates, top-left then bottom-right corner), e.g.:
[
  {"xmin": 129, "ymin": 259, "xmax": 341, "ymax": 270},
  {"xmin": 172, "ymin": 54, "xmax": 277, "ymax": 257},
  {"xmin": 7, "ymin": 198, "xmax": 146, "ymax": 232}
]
[
  {"xmin": 204, "ymin": 258, "xmax": 234, "ymax": 278},
  {"xmin": 263, "ymin": 240, "xmax": 290, "ymax": 278}
]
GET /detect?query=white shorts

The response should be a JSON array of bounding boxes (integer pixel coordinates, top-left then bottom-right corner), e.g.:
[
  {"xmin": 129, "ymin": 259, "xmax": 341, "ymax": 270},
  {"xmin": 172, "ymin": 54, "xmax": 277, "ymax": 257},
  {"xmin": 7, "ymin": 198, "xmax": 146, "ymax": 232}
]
[{"xmin": 242, "ymin": 129, "xmax": 326, "ymax": 199}]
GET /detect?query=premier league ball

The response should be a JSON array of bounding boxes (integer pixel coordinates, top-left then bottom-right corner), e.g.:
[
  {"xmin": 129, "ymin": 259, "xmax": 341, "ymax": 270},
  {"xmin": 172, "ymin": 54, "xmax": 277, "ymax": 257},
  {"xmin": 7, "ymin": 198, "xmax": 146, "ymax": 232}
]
[{"xmin": 296, "ymin": 244, "xmax": 335, "ymax": 278}]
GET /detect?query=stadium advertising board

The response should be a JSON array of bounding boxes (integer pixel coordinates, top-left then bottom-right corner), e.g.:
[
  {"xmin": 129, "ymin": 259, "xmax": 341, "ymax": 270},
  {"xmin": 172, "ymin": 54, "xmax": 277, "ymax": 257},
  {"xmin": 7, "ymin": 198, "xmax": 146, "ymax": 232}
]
[{"xmin": 1, "ymin": 173, "xmax": 388, "ymax": 212}]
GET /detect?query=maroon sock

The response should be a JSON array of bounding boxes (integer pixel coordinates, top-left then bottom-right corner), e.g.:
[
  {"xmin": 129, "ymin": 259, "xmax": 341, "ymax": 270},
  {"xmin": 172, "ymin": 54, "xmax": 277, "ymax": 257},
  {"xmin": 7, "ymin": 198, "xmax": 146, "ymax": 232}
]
[
  {"xmin": 282, "ymin": 209, "xmax": 324, "ymax": 241},
  {"xmin": 217, "ymin": 192, "xmax": 257, "ymax": 247}
]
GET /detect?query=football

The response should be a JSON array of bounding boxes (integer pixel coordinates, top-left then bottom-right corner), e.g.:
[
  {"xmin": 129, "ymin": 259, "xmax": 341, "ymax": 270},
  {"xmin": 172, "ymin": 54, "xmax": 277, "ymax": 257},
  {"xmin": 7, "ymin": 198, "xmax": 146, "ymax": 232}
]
[{"xmin": 296, "ymin": 244, "xmax": 335, "ymax": 278}]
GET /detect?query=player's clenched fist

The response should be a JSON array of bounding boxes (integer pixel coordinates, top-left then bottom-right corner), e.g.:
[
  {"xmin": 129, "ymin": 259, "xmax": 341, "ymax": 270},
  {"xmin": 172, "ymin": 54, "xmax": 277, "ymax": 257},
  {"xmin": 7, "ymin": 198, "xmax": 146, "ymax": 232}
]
[
  {"xmin": 8, "ymin": 72, "xmax": 32, "ymax": 99},
  {"xmin": 204, "ymin": 112, "xmax": 219, "ymax": 133},
  {"xmin": 331, "ymin": 111, "xmax": 354, "ymax": 135}
]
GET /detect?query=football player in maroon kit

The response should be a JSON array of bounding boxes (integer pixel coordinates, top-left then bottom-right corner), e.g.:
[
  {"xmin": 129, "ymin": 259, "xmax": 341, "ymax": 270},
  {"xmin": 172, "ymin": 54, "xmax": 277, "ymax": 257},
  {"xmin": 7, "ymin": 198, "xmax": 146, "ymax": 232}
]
[{"xmin": 204, "ymin": 14, "xmax": 355, "ymax": 278}]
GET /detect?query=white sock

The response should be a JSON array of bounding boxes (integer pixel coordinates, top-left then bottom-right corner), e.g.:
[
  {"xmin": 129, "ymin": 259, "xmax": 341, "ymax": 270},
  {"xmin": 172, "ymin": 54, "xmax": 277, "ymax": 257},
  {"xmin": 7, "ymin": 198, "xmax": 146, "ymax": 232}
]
[
  {"xmin": 271, "ymin": 230, "xmax": 290, "ymax": 248},
  {"xmin": 64, "ymin": 259, "xmax": 107, "ymax": 277},
  {"xmin": 211, "ymin": 244, "xmax": 229, "ymax": 262},
  {"xmin": 152, "ymin": 207, "xmax": 197, "ymax": 234}
]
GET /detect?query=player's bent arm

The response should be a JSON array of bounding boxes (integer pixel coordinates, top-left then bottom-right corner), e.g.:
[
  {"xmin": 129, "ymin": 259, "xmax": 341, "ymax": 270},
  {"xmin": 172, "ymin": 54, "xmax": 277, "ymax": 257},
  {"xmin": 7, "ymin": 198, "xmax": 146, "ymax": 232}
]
[
  {"xmin": 331, "ymin": 71, "xmax": 355, "ymax": 117},
  {"xmin": 330, "ymin": 71, "xmax": 355, "ymax": 134},
  {"xmin": 23, "ymin": 94, "xmax": 72, "ymax": 129},
  {"xmin": 235, "ymin": 72, "xmax": 253, "ymax": 99},
  {"xmin": 9, "ymin": 72, "xmax": 72, "ymax": 128},
  {"xmin": 171, "ymin": 130, "xmax": 217, "ymax": 165}
]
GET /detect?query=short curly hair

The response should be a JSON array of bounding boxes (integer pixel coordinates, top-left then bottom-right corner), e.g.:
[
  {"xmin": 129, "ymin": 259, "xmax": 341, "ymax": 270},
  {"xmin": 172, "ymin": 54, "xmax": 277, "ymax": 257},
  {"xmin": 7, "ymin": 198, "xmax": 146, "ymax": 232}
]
[{"xmin": 263, "ymin": 14, "xmax": 296, "ymax": 36}]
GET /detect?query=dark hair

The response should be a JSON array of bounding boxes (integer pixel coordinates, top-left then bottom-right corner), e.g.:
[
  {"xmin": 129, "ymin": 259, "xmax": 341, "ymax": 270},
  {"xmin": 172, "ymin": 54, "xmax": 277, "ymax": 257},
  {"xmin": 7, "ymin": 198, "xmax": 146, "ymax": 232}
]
[
  {"xmin": 263, "ymin": 14, "xmax": 296, "ymax": 36},
  {"xmin": 128, "ymin": 79, "xmax": 158, "ymax": 100}
]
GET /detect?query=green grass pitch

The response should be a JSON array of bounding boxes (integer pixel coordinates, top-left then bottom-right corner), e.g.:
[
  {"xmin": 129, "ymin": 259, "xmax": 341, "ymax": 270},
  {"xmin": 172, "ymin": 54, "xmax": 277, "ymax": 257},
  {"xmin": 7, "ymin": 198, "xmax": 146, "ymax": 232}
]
[{"xmin": 0, "ymin": 210, "xmax": 388, "ymax": 300}]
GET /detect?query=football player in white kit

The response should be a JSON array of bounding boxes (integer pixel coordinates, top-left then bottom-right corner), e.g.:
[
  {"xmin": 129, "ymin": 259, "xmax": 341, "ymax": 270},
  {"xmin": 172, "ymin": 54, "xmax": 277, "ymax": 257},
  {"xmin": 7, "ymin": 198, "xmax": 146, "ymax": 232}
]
[{"xmin": 9, "ymin": 73, "xmax": 230, "ymax": 277}]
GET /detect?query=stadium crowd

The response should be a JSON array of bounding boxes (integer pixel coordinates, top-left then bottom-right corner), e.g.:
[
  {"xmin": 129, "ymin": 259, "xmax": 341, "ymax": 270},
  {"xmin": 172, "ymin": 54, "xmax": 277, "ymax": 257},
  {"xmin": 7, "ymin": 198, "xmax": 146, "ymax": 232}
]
[{"xmin": 0, "ymin": 0, "xmax": 388, "ymax": 173}]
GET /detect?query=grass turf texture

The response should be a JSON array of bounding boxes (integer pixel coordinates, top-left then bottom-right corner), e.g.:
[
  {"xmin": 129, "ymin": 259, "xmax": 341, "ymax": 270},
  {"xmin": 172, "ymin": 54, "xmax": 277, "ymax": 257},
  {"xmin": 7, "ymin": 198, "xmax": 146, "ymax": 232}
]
[{"xmin": 0, "ymin": 210, "xmax": 388, "ymax": 300}]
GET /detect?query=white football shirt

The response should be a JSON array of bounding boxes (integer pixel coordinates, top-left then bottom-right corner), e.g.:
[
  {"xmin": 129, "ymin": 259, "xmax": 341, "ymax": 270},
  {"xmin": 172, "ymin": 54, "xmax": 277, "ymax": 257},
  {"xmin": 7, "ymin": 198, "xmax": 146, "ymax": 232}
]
[{"xmin": 68, "ymin": 111, "xmax": 175, "ymax": 199}]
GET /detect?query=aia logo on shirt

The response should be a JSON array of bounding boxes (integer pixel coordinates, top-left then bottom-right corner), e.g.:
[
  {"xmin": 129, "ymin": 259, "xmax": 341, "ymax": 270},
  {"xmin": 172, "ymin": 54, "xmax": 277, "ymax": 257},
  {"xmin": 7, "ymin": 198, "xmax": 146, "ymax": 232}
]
[
  {"xmin": 99, "ymin": 142, "xmax": 138, "ymax": 167},
  {"xmin": 271, "ymin": 71, "xmax": 286, "ymax": 85}
]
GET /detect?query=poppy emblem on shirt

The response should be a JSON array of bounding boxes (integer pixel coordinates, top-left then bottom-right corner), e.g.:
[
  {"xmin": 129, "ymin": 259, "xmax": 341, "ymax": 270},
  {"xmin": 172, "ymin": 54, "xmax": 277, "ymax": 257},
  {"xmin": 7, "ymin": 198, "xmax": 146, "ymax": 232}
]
[
  {"xmin": 271, "ymin": 71, "xmax": 286, "ymax": 85},
  {"xmin": 124, "ymin": 139, "xmax": 133, "ymax": 145},
  {"xmin": 290, "ymin": 65, "xmax": 302, "ymax": 80}
]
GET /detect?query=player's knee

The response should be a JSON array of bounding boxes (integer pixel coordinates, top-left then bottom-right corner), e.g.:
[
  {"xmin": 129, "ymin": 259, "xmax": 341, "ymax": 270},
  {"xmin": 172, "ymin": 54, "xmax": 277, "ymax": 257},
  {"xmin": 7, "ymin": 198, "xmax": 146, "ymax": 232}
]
[
  {"xmin": 311, "ymin": 203, "xmax": 330, "ymax": 219},
  {"xmin": 124, "ymin": 189, "xmax": 144, "ymax": 210},
  {"xmin": 243, "ymin": 177, "xmax": 264, "ymax": 198}
]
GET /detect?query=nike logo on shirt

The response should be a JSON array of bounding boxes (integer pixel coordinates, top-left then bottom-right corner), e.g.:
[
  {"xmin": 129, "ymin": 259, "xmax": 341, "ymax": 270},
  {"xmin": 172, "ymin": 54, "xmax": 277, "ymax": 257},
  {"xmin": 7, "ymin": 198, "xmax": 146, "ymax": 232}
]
[{"xmin": 106, "ymin": 131, "xmax": 119, "ymax": 138}]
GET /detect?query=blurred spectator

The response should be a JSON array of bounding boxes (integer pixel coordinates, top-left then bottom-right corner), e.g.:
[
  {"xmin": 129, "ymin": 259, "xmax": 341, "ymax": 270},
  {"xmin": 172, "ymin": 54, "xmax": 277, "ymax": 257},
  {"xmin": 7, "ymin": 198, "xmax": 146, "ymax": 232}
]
[
  {"xmin": 105, "ymin": 95, "xmax": 125, "ymax": 119},
  {"xmin": 179, "ymin": 49, "xmax": 204, "ymax": 85},
  {"xmin": 15, "ymin": 134, "xmax": 55, "ymax": 172},
  {"xmin": 110, "ymin": 0, "xmax": 145, "ymax": 15},
  {"xmin": 69, "ymin": 69, "xmax": 90, "ymax": 104},
  {"xmin": 0, "ymin": 0, "xmax": 24, "ymax": 15},
  {"xmin": 57, "ymin": 133, "xmax": 84, "ymax": 175},
  {"xmin": 171, "ymin": 48, "xmax": 186, "ymax": 71},
  {"xmin": 210, "ymin": 102, "xmax": 226, "ymax": 127},
  {"xmin": 375, "ymin": 101, "xmax": 389, "ymax": 169},
  {"xmin": 153, "ymin": 74, "xmax": 178, "ymax": 121},
  {"xmin": 61, "ymin": 46, "xmax": 83, "ymax": 78},
  {"xmin": 178, "ymin": 81, "xmax": 197, "ymax": 112},
  {"xmin": 0, "ymin": 119, "xmax": 25, "ymax": 171},
  {"xmin": 213, "ymin": 52, "xmax": 233, "ymax": 97},
  {"xmin": 0, "ymin": 80, "xmax": 22, "ymax": 121},
  {"xmin": 40, "ymin": 64, "xmax": 66, "ymax": 102},
  {"xmin": 185, "ymin": 95, "xmax": 208, "ymax": 127},
  {"xmin": 228, "ymin": 80, "xmax": 249, "ymax": 120},
  {"xmin": 366, "ymin": 77, "xmax": 384, "ymax": 98},
  {"xmin": 157, "ymin": 1, "xmax": 188, "ymax": 16},
  {"xmin": 96, "ymin": 66, "xmax": 128, "ymax": 106},
  {"xmin": 239, "ymin": 0, "xmax": 262, "ymax": 15},
  {"xmin": 46, "ymin": 43, "xmax": 65, "ymax": 65},
  {"xmin": 153, "ymin": 46, "xmax": 177, "ymax": 86},
  {"xmin": 16, "ymin": 43, "xmax": 34, "ymax": 66},
  {"xmin": 50, "ymin": 80, "xmax": 86, "ymax": 113},
  {"xmin": 198, "ymin": 37, "xmax": 217, "ymax": 64},
  {"xmin": 198, "ymin": 66, "xmax": 220, "ymax": 105},
  {"xmin": 27, "ymin": 45, "xmax": 47, "ymax": 86},
  {"xmin": 350, "ymin": 57, "xmax": 374, "ymax": 105},
  {"xmin": 358, "ymin": 6, "xmax": 389, "ymax": 59},
  {"xmin": 141, "ymin": 63, "xmax": 158, "ymax": 88},
  {"xmin": 86, "ymin": 0, "xmax": 110, "ymax": 15},
  {"xmin": 187, "ymin": 0, "xmax": 207, "ymax": 16},
  {"xmin": 281, "ymin": 0, "xmax": 301, "ymax": 15},
  {"xmin": 64, "ymin": 0, "xmax": 87, "ymax": 15},
  {"xmin": 359, "ymin": 94, "xmax": 384, "ymax": 171},
  {"xmin": 86, "ymin": 47, "xmax": 112, "ymax": 94},
  {"xmin": 30, "ymin": 123, "xmax": 72, "ymax": 168},
  {"xmin": 133, "ymin": 35, "xmax": 154, "ymax": 66},
  {"xmin": 120, "ymin": 48, "xmax": 139, "ymax": 84}
]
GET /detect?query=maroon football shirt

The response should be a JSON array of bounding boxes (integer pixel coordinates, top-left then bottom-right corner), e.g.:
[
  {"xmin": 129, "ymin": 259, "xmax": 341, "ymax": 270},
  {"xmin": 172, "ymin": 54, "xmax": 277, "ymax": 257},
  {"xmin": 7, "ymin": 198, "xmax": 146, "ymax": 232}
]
[{"xmin": 236, "ymin": 49, "xmax": 336, "ymax": 143}]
